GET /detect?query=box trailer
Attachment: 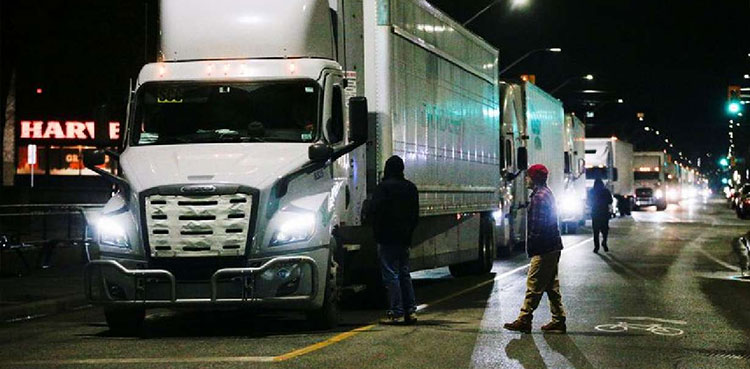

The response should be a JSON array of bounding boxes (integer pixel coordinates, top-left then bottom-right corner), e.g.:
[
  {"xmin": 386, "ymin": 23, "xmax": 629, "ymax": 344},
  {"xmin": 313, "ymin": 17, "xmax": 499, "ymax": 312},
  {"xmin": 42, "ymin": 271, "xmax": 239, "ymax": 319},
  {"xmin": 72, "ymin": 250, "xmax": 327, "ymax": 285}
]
[
  {"xmin": 560, "ymin": 114, "xmax": 587, "ymax": 232},
  {"xmin": 585, "ymin": 138, "xmax": 634, "ymax": 216},
  {"xmin": 82, "ymin": 0, "xmax": 502, "ymax": 332},
  {"xmin": 495, "ymin": 81, "xmax": 565, "ymax": 253}
]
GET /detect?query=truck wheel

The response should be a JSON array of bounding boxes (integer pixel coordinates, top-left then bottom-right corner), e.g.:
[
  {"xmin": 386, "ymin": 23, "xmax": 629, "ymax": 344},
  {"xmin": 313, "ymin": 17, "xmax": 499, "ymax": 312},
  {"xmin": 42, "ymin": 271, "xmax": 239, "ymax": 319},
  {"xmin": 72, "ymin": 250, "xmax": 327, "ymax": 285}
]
[
  {"xmin": 104, "ymin": 307, "xmax": 145, "ymax": 335},
  {"xmin": 656, "ymin": 203, "xmax": 667, "ymax": 211},
  {"xmin": 307, "ymin": 249, "xmax": 340, "ymax": 330},
  {"xmin": 450, "ymin": 215, "xmax": 494, "ymax": 276}
]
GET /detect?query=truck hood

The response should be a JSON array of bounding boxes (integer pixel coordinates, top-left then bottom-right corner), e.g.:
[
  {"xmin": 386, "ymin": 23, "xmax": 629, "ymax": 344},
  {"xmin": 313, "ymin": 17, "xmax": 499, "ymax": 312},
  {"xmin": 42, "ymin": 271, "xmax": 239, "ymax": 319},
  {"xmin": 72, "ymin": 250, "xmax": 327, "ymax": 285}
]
[{"xmin": 120, "ymin": 143, "xmax": 311, "ymax": 192}]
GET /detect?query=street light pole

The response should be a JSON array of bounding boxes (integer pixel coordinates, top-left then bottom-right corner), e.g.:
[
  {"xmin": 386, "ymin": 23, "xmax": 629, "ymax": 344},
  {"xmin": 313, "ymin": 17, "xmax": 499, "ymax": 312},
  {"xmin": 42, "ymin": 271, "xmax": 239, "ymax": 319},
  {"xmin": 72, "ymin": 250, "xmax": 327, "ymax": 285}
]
[{"xmin": 498, "ymin": 48, "xmax": 562, "ymax": 76}]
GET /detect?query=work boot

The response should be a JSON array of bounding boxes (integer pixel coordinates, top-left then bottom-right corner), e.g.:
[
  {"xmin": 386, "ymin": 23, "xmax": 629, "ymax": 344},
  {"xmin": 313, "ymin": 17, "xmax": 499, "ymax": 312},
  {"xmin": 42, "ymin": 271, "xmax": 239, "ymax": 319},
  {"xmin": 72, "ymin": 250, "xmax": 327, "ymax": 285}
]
[
  {"xmin": 503, "ymin": 319, "xmax": 532, "ymax": 333},
  {"xmin": 404, "ymin": 312, "xmax": 418, "ymax": 325},
  {"xmin": 603, "ymin": 243, "xmax": 609, "ymax": 252},
  {"xmin": 380, "ymin": 311, "xmax": 402, "ymax": 325},
  {"xmin": 541, "ymin": 320, "xmax": 567, "ymax": 334}
]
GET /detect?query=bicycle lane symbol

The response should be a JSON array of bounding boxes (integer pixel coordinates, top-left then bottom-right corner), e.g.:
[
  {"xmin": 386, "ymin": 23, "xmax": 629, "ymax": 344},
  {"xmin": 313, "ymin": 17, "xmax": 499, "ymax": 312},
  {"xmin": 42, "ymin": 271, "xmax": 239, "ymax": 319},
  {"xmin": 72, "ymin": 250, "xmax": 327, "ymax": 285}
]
[{"xmin": 595, "ymin": 316, "xmax": 686, "ymax": 336}]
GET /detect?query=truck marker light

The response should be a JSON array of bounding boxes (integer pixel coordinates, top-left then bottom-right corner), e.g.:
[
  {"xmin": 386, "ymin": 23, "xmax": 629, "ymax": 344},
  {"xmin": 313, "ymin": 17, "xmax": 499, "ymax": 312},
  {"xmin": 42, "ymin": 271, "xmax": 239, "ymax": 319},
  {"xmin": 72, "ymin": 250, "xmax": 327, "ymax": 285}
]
[
  {"xmin": 158, "ymin": 65, "xmax": 166, "ymax": 78},
  {"xmin": 288, "ymin": 62, "xmax": 297, "ymax": 75}
]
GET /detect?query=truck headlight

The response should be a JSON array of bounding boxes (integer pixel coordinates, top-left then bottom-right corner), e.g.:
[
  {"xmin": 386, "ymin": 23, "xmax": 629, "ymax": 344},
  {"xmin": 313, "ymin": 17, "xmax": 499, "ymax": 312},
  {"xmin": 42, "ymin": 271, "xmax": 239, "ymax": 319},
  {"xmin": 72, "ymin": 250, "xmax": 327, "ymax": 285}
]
[
  {"xmin": 270, "ymin": 210, "xmax": 316, "ymax": 246},
  {"xmin": 654, "ymin": 190, "xmax": 663, "ymax": 199},
  {"xmin": 560, "ymin": 193, "xmax": 582, "ymax": 214},
  {"xmin": 97, "ymin": 217, "xmax": 130, "ymax": 248}
]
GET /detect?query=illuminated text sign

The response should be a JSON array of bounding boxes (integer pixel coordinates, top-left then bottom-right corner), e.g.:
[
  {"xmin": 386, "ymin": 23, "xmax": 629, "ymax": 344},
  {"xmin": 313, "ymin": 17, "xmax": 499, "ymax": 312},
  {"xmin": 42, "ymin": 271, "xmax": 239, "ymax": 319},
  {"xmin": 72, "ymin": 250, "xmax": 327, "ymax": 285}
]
[{"xmin": 20, "ymin": 121, "xmax": 121, "ymax": 141}]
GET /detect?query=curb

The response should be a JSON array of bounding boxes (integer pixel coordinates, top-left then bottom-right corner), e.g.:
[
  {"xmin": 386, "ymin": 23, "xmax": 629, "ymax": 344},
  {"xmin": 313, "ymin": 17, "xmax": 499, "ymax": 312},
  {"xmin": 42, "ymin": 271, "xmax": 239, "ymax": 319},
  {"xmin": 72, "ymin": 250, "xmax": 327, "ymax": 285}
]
[{"xmin": 1, "ymin": 294, "xmax": 90, "ymax": 323}]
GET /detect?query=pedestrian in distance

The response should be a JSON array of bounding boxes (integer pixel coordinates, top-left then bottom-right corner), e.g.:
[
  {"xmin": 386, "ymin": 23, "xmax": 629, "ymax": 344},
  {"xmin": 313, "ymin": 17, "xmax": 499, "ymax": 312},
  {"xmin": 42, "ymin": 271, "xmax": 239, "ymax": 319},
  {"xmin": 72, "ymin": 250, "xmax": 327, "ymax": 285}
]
[
  {"xmin": 504, "ymin": 164, "xmax": 566, "ymax": 334},
  {"xmin": 370, "ymin": 155, "xmax": 420, "ymax": 325},
  {"xmin": 588, "ymin": 178, "xmax": 613, "ymax": 253}
]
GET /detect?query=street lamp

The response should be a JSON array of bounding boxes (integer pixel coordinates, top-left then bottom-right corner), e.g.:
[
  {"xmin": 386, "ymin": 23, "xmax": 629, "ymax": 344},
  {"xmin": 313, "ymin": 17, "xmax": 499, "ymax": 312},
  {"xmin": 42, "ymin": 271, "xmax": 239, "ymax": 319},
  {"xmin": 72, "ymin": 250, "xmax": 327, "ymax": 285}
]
[
  {"xmin": 551, "ymin": 74, "xmax": 594, "ymax": 94},
  {"xmin": 463, "ymin": 0, "xmax": 530, "ymax": 26},
  {"xmin": 497, "ymin": 48, "xmax": 562, "ymax": 76}
]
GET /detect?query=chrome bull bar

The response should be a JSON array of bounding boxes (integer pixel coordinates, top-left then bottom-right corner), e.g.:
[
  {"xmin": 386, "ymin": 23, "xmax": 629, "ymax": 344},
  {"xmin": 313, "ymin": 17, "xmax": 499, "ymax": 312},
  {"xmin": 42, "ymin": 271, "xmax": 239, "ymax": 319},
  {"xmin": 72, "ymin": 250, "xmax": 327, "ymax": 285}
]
[{"xmin": 84, "ymin": 256, "xmax": 318, "ymax": 306}]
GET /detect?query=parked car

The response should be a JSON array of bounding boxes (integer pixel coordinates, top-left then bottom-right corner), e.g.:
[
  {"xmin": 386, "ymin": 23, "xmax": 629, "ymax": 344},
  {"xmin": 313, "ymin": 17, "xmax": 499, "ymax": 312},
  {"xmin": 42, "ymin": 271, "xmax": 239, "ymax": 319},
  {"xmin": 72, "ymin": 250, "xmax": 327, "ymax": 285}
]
[{"xmin": 736, "ymin": 185, "xmax": 750, "ymax": 219}]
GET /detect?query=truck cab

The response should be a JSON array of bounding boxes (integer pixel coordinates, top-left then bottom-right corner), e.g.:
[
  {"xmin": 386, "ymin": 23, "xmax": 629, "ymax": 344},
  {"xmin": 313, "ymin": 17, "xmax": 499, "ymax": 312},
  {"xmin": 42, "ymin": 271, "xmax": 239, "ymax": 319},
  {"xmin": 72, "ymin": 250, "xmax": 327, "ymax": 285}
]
[{"xmin": 633, "ymin": 151, "xmax": 668, "ymax": 211}]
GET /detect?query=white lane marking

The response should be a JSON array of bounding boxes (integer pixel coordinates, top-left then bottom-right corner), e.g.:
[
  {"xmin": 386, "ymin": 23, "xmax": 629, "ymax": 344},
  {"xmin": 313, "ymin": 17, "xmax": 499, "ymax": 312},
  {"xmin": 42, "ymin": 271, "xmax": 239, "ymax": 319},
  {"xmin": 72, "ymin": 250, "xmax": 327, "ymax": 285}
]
[
  {"xmin": 416, "ymin": 237, "xmax": 592, "ymax": 313},
  {"xmin": 697, "ymin": 248, "xmax": 741, "ymax": 272},
  {"xmin": 611, "ymin": 316, "xmax": 687, "ymax": 325}
]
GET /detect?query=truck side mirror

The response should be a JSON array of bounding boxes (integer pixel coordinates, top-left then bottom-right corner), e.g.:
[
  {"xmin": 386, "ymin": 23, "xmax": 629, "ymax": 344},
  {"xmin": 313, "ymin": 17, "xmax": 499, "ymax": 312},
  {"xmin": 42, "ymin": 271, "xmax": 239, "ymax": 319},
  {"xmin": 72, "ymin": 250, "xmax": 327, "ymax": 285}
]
[
  {"xmin": 83, "ymin": 150, "xmax": 106, "ymax": 168},
  {"xmin": 612, "ymin": 168, "xmax": 619, "ymax": 181},
  {"xmin": 349, "ymin": 97, "xmax": 368, "ymax": 144},
  {"xmin": 309, "ymin": 142, "xmax": 333, "ymax": 162},
  {"xmin": 517, "ymin": 147, "xmax": 528, "ymax": 170},
  {"xmin": 564, "ymin": 152, "xmax": 571, "ymax": 174}
]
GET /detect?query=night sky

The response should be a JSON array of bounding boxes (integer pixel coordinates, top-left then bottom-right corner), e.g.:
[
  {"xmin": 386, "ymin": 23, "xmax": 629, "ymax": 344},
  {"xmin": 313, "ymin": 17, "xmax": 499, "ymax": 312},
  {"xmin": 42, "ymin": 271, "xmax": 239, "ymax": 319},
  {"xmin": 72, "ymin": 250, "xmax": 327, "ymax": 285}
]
[
  {"xmin": 429, "ymin": 0, "xmax": 749, "ymax": 169},
  {"xmin": 1, "ymin": 0, "xmax": 749, "ymax": 174}
]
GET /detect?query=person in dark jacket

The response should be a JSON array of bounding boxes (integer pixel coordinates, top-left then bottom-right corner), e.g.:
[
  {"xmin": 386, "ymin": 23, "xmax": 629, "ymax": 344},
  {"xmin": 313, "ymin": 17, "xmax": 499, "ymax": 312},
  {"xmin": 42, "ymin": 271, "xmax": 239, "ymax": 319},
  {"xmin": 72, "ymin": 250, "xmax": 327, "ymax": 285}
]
[
  {"xmin": 370, "ymin": 155, "xmax": 420, "ymax": 325},
  {"xmin": 588, "ymin": 178, "xmax": 613, "ymax": 253},
  {"xmin": 504, "ymin": 164, "xmax": 566, "ymax": 334}
]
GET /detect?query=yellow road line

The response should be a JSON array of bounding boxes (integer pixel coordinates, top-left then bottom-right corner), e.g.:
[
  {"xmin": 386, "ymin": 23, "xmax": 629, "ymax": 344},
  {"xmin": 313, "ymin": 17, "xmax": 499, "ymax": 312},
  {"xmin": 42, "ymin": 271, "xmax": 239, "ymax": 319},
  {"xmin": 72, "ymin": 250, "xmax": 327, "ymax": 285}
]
[{"xmin": 273, "ymin": 324, "xmax": 377, "ymax": 362}]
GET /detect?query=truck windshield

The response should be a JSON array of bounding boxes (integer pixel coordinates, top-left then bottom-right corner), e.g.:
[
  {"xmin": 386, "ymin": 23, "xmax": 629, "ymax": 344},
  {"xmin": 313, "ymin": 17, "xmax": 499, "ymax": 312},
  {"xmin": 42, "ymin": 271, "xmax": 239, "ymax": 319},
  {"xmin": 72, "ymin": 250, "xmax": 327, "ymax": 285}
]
[
  {"xmin": 634, "ymin": 172, "xmax": 660, "ymax": 180},
  {"xmin": 130, "ymin": 80, "xmax": 320, "ymax": 145}
]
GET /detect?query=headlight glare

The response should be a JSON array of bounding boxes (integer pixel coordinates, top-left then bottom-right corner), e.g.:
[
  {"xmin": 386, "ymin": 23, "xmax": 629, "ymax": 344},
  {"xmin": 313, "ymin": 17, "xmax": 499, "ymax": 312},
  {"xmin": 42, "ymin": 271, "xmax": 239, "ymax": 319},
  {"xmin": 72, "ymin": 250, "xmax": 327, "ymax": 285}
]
[
  {"xmin": 270, "ymin": 211, "xmax": 316, "ymax": 246},
  {"xmin": 654, "ymin": 190, "xmax": 663, "ymax": 199},
  {"xmin": 559, "ymin": 193, "xmax": 582, "ymax": 214},
  {"xmin": 97, "ymin": 217, "xmax": 129, "ymax": 248}
]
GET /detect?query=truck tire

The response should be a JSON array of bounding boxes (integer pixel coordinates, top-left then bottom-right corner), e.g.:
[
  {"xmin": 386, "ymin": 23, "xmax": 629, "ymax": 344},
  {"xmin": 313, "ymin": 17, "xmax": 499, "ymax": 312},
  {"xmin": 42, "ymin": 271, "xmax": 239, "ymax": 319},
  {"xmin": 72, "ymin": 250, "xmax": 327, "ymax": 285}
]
[
  {"xmin": 307, "ymin": 247, "xmax": 340, "ymax": 330},
  {"xmin": 656, "ymin": 203, "xmax": 667, "ymax": 211},
  {"xmin": 104, "ymin": 307, "xmax": 145, "ymax": 335},
  {"xmin": 449, "ymin": 215, "xmax": 494, "ymax": 276}
]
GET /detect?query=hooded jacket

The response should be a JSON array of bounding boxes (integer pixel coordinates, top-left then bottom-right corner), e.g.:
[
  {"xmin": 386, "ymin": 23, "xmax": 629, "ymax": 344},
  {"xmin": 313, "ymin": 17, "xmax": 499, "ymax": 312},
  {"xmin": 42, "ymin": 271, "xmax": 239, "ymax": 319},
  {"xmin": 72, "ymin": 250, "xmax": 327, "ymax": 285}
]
[{"xmin": 370, "ymin": 156, "xmax": 420, "ymax": 247}]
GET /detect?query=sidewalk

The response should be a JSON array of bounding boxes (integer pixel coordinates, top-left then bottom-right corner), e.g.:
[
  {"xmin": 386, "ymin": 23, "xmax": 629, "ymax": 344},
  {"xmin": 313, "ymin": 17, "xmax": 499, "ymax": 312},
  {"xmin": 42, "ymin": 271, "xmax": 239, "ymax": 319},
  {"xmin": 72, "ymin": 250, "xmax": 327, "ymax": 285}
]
[{"xmin": 0, "ymin": 245, "xmax": 88, "ymax": 322}]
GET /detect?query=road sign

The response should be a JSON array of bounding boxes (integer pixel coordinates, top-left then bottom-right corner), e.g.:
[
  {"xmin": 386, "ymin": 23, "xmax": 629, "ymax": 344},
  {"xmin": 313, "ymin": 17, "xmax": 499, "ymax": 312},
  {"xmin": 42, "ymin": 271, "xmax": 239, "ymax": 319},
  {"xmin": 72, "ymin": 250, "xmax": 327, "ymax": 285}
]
[{"xmin": 27, "ymin": 144, "xmax": 37, "ymax": 165}]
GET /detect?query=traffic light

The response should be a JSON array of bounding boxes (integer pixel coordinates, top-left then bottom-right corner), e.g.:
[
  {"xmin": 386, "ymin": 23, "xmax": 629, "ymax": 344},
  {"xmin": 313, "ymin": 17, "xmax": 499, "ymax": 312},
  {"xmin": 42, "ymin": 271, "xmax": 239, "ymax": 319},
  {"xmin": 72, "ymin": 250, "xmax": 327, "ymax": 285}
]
[{"xmin": 728, "ymin": 85, "xmax": 742, "ymax": 115}]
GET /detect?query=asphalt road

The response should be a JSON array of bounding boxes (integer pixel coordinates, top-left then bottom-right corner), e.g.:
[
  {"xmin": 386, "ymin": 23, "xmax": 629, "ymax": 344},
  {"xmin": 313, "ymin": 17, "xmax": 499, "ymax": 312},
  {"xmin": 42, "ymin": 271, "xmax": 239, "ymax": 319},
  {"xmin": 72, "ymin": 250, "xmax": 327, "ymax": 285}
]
[{"xmin": 1, "ymin": 197, "xmax": 749, "ymax": 368}]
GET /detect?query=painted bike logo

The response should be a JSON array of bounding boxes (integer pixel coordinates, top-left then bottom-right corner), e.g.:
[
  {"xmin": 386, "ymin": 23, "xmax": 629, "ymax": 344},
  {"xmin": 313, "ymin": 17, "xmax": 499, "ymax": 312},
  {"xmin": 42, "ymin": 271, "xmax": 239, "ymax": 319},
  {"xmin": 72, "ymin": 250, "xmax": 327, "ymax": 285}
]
[{"xmin": 595, "ymin": 317, "xmax": 686, "ymax": 336}]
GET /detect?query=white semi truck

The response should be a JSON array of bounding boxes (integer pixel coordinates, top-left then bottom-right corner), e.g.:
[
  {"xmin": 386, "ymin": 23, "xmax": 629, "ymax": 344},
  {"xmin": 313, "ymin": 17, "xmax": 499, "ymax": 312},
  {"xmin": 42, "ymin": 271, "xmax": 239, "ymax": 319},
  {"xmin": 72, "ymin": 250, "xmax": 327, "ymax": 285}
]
[
  {"xmin": 560, "ymin": 114, "xmax": 587, "ymax": 233},
  {"xmin": 633, "ymin": 151, "xmax": 668, "ymax": 211},
  {"xmin": 585, "ymin": 138, "xmax": 634, "ymax": 216},
  {"xmin": 495, "ymin": 81, "xmax": 564, "ymax": 253},
  {"xmin": 83, "ymin": 0, "xmax": 502, "ymax": 332}
]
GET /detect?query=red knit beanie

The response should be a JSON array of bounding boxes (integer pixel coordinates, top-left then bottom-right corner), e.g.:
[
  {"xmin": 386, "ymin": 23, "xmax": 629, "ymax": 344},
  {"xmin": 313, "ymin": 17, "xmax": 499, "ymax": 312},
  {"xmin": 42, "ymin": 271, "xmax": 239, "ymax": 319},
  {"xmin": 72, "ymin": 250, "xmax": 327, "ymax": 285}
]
[{"xmin": 527, "ymin": 164, "xmax": 549, "ymax": 183}]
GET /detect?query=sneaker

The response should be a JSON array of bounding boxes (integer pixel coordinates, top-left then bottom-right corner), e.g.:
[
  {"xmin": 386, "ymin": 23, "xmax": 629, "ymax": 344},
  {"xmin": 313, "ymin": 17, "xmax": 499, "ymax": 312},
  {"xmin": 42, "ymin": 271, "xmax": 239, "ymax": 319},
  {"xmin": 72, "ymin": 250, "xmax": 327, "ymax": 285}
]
[
  {"xmin": 380, "ymin": 312, "xmax": 402, "ymax": 325},
  {"xmin": 503, "ymin": 319, "xmax": 531, "ymax": 333},
  {"xmin": 541, "ymin": 320, "xmax": 567, "ymax": 333},
  {"xmin": 404, "ymin": 312, "xmax": 418, "ymax": 325}
]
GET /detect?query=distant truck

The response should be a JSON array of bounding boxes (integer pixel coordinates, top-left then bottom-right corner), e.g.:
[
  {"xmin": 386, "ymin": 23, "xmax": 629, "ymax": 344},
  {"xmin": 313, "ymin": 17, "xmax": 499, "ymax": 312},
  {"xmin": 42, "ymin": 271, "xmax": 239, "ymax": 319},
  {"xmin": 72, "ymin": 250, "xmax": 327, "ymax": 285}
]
[
  {"xmin": 585, "ymin": 138, "xmax": 634, "ymax": 216},
  {"xmin": 633, "ymin": 151, "xmax": 668, "ymax": 211},
  {"xmin": 495, "ymin": 81, "xmax": 565, "ymax": 253},
  {"xmin": 82, "ymin": 0, "xmax": 502, "ymax": 332},
  {"xmin": 560, "ymin": 114, "xmax": 587, "ymax": 233}
]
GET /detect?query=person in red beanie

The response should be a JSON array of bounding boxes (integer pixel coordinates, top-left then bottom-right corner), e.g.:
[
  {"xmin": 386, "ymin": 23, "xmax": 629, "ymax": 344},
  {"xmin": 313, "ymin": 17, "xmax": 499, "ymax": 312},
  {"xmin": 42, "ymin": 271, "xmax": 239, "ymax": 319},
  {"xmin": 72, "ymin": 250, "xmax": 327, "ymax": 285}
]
[{"xmin": 504, "ymin": 164, "xmax": 567, "ymax": 334}]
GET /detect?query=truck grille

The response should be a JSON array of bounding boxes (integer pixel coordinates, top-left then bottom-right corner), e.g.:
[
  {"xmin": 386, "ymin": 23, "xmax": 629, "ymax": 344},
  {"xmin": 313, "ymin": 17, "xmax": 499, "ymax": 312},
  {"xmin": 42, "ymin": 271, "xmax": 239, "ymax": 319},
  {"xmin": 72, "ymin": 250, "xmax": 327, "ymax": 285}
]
[
  {"xmin": 636, "ymin": 188, "xmax": 653, "ymax": 197},
  {"xmin": 145, "ymin": 193, "xmax": 253, "ymax": 257}
]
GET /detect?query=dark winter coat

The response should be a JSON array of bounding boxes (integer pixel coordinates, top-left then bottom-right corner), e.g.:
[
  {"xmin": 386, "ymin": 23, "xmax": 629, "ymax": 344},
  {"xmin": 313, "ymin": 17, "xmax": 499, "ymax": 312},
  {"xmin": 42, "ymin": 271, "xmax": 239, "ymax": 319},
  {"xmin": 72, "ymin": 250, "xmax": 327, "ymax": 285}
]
[
  {"xmin": 588, "ymin": 180, "xmax": 613, "ymax": 219},
  {"xmin": 370, "ymin": 159, "xmax": 420, "ymax": 248}
]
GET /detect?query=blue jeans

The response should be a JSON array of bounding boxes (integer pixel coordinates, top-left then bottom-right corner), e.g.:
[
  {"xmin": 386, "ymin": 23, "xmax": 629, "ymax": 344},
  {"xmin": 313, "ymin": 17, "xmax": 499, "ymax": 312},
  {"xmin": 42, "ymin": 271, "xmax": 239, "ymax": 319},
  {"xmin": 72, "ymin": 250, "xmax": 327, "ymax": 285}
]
[{"xmin": 378, "ymin": 244, "xmax": 416, "ymax": 317}]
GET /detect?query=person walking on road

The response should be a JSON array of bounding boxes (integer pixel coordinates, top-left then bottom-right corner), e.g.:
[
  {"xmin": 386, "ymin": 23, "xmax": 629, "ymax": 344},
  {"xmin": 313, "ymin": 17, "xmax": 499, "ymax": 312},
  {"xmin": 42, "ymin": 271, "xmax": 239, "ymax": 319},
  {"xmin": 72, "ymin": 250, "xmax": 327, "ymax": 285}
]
[
  {"xmin": 370, "ymin": 155, "xmax": 420, "ymax": 325},
  {"xmin": 588, "ymin": 178, "xmax": 613, "ymax": 253},
  {"xmin": 504, "ymin": 164, "xmax": 566, "ymax": 334}
]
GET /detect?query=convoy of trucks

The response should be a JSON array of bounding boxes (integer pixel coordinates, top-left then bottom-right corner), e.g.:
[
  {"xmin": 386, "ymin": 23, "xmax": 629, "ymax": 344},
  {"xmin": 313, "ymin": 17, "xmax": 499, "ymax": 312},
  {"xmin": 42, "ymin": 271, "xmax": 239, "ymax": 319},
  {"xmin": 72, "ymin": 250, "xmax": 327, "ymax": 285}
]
[{"xmin": 81, "ymin": 0, "xmax": 698, "ymax": 333}]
